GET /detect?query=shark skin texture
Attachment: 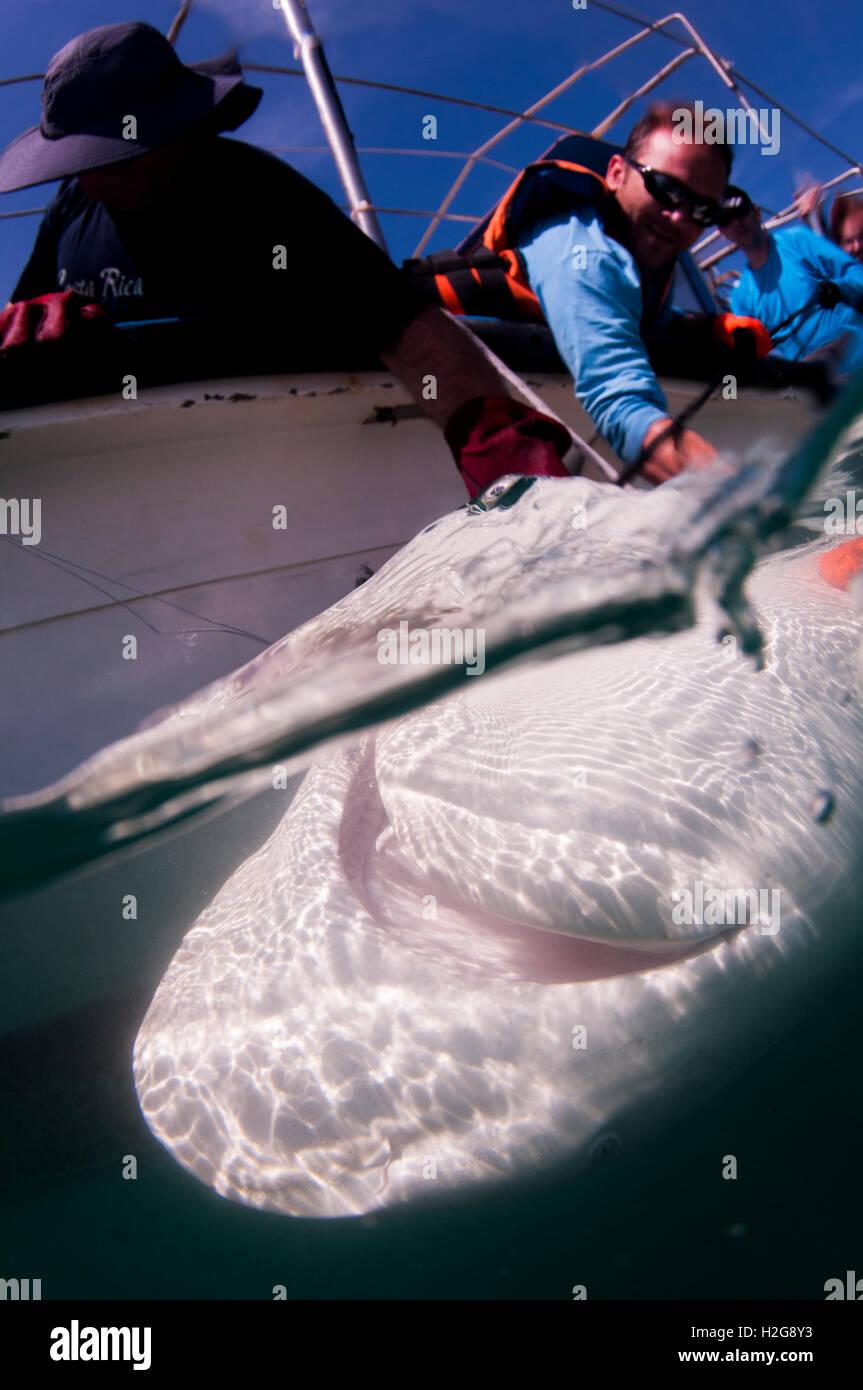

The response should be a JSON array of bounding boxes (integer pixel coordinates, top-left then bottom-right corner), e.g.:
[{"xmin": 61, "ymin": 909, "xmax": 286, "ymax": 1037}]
[{"xmin": 130, "ymin": 458, "xmax": 863, "ymax": 1219}]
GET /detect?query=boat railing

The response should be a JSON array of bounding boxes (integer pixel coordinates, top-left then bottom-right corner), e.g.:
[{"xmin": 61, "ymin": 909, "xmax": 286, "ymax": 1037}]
[{"xmin": 1, "ymin": 2, "xmax": 862, "ymax": 311}]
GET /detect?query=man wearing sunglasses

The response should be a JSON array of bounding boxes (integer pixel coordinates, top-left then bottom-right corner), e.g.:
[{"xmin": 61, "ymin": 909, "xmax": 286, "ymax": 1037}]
[
  {"xmin": 720, "ymin": 188, "xmax": 863, "ymax": 383},
  {"xmin": 517, "ymin": 100, "xmax": 764, "ymax": 484}
]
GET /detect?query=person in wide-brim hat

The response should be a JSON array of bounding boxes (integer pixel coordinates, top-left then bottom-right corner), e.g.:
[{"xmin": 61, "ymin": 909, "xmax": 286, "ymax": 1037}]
[
  {"xmin": 0, "ymin": 19, "xmax": 580, "ymax": 497},
  {"xmin": 0, "ymin": 20, "xmax": 262, "ymax": 193}
]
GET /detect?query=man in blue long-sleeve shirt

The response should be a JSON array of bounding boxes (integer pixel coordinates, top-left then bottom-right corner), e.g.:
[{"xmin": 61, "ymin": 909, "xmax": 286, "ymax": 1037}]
[
  {"xmin": 517, "ymin": 101, "xmax": 741, "ymax": 485},
  {"xmin": 720, "ymin": 189, "xmax": 863, "ymax": 381}
]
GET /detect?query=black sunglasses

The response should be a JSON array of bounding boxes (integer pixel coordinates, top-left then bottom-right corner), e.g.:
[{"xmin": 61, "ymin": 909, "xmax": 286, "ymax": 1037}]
[
  {"xmin": 718, "ymin": 192, "xmax": 755, "ymax": 227},
  {"xmin": 624, "ymin": 156, "xmax": 721, "ymax": 227}
]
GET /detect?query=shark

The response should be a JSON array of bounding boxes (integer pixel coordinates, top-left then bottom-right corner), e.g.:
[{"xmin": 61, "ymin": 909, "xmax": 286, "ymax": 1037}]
[{"xmin": 3, "ymin": 379, "xmax": 863, "ymax": 1219}]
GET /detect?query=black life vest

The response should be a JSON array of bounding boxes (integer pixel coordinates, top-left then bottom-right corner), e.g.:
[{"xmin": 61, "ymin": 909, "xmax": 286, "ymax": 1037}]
[{"xmin": 405, "ymin": 159, "xmax": 611, "ymax": 323}]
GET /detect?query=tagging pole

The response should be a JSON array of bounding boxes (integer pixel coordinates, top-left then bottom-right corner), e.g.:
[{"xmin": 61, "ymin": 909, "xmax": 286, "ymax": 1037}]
[{"xmin": 273, "ymin": 0, "xmax": 388, "ymax": 252}]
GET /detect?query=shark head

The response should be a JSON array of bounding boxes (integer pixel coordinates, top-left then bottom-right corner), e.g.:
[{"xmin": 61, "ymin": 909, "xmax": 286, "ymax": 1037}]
[{"xmin": 128, "ymin": 436, "xmax": 863, "ymax": 1218}]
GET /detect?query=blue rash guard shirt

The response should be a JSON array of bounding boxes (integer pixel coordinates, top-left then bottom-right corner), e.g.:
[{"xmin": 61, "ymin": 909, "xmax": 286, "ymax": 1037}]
[
  {"xmin": 730, "ymin": 225, "xmax": 863, "ymax": 379},
  {"xmin": 517, "ymin": 204, "xmax": 681, "ymax": 465}
]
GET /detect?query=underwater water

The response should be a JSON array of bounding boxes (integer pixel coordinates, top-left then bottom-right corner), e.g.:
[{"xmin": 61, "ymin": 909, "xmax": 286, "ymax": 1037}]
[
  {"xmin": 0, "ymin": 952, "xmax": 858, "ymax": 1299},
  {"xmin": 1, "ymin": 378, "xmax": 863, "ymax": 1294}
]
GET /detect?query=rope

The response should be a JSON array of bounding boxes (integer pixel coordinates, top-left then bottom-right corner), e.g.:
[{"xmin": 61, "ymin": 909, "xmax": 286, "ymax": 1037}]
[
  {"xmin": 0, "ymin": 207, "xmax": 47, "ymax": 220},
  {"xmin": 4, "ymin": 37, "xmax": 861, "ymax": 175},
  {"xmin": 0, "ymin": 534, "xmax": 272, "ymax": 647},
  {"xmin": 590, "ymin": 0, "xmax": 863, "ymax": 174},
  {"xmin": 268, "ymin": 146, "xmax": 521, "ymax": 174},
  {"xmin": 355, "ymin": 207, "xmax": 480, "ymax": 222},
  {"xmin": 615, "ymin": 377, "xmax": 719, "ymax": 486},
  {"xmin": 768, "ymin": 291, "xmax": 823, "ymax": 346},
  {"xmin": 0, "ymin": 204, "xmax": 481, "ymax": 228},
  {"xmin": 244, "ymin": 65, "xmax": 585, "ymax": 136},
  {"xmin": 412, "ymin": 25, "xmax": 666, "ymax": 258},
  {"xmin": 616, "ymin": 284, "xmax": 835, "ymax": 484}
]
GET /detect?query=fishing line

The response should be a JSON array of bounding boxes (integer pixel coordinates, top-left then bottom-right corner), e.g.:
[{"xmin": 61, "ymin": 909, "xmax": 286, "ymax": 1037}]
[
  {"xmin": 616, "ymin": 287, "xmax": 839, "ymax": 485},
  {"xmin": 0, "ymin": 534, "xmax": 272, "ymax": 646},
  {"xmin": 615, "ymin": 378, "xmax": 719, "ymax": 486}
]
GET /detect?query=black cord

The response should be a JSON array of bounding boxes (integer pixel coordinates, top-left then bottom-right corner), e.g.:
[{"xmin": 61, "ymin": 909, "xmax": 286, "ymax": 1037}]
[
  {"xmin": 615, "ymin": 375, "xmax": 720, "ymax": 487},
  {"xmin": 766, "ymin": 289, "xmax": 823, "ymax": 349},
  {"xmin": 616, "ymin": 289, "xmax": 834, "ymax": 487}
]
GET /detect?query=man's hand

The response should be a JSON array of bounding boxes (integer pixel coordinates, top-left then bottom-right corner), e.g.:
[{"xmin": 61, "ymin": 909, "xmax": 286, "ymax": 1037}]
[
  {"xmin": 0, "ymin": 289, "xmax": 108, "ymax": 352},
  {"xmin": 639, "ymin": 418, "xmax": 717, "ymax": 485},
  {"xmin": 794, "ymin": 182, "xmax": 823, "ymax": 222}
]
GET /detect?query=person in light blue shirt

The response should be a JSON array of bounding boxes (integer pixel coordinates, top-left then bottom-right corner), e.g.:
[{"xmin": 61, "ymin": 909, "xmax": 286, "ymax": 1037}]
[
  {"xmin": 721, "ymin": 187, "xmax": 863, "ymax": 381},
  {"xmin": 516, "ymin": 101, "xmax": 739, "ymax": 485},
  {"xmin": 518, "ymin": 204, "xmax": 679, "ymax": 472}
]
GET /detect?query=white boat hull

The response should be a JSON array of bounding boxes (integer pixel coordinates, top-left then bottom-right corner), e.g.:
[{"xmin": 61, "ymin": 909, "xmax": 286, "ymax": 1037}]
[{"xmin": 0, "ymin": 370, "xmax": 817, "ymax": 796}]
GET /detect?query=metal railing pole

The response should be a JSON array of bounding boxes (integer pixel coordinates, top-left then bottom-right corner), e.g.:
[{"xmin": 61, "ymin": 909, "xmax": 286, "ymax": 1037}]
[
  {"xmin": 592, "ymin": 0, "xmax": 863, "ymax": 174},
  {"xmin": 274, "ymin": 0, "xmax": 388, "ymax": 251},
  {"xmin": 167, "ymin": 3, "xmax": 192, "ymax": 46},
  {"xmin": 592, "ymin": 48, "xmax": 697, "ymax": 136}
]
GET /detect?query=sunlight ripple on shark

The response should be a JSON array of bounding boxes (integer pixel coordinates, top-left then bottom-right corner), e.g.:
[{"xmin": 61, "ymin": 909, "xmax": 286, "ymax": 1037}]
[{"xmin": 128, "ymin": 419, "xmax": 863, "ymax": 1219}]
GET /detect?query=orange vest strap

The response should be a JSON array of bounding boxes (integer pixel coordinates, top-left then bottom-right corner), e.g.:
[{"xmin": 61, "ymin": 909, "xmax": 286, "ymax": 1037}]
[{"xmin": 405, "ymin": 159, "xmax": 609, "ymax": 322}]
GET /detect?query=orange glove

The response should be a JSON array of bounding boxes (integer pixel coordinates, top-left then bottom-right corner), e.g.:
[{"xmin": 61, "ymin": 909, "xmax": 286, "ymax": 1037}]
[
  {"xmin": 819, "ymin": 537, "xmax": 863, "ymax": 592},
  {"xmin": 713, "ymin": 312, "xmax": 772, "ymax": 358},
  {"xmin": 0, "ymin": 289, "xmax": 108, "ymax": 352}
]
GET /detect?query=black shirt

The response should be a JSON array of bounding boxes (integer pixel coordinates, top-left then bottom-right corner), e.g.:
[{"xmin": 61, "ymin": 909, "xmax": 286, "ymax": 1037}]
[{"xmin": 12, "ymin": 136, "xmax": 424, "ymax": 363}]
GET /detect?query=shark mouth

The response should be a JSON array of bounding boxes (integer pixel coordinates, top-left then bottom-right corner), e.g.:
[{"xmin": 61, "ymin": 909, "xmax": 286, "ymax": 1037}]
[{"xmin": 341, "ymin": 740, "xmax": 736, "ymax": 987}]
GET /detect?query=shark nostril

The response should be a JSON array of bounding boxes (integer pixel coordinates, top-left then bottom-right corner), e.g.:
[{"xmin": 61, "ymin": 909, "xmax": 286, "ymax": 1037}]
[{"xmin": 810, "ymin": 790, "xmax": 835, "ymax": 823}]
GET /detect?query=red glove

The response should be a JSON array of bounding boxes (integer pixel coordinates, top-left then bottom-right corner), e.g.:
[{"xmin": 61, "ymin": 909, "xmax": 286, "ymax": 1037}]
[
  {"xmin": 713, "ymin": 312, "xmax": 772, "ymax": 358},
  {"xmin": 444, "ymin": 394, "xmax": 573, "ymax": 499},
  {"xmin": 0, "ymin": 289, "xmax": 108, "ymax": 352}
]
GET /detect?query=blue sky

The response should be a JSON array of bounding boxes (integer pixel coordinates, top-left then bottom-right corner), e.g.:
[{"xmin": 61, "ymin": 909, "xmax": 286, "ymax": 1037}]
[{"xmin": 1, "ymin": 0, "xmax": 861, "ymax": 304}]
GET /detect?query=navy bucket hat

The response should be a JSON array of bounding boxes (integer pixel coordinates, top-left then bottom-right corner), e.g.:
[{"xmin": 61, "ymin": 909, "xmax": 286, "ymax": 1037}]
[{"xmin": 0, "ymin": 22, "xmax": 263, "ymax": 193}]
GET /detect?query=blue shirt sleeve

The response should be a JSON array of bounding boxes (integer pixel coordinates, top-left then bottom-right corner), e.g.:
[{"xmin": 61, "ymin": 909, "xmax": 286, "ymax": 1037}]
[
  {"xmin": 792, "ymin": 225, "xmax": 863, "ymax": 312},
  {"xmin": 518, "ymin": 211, "xmax": 668, "ymax": 464}
]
